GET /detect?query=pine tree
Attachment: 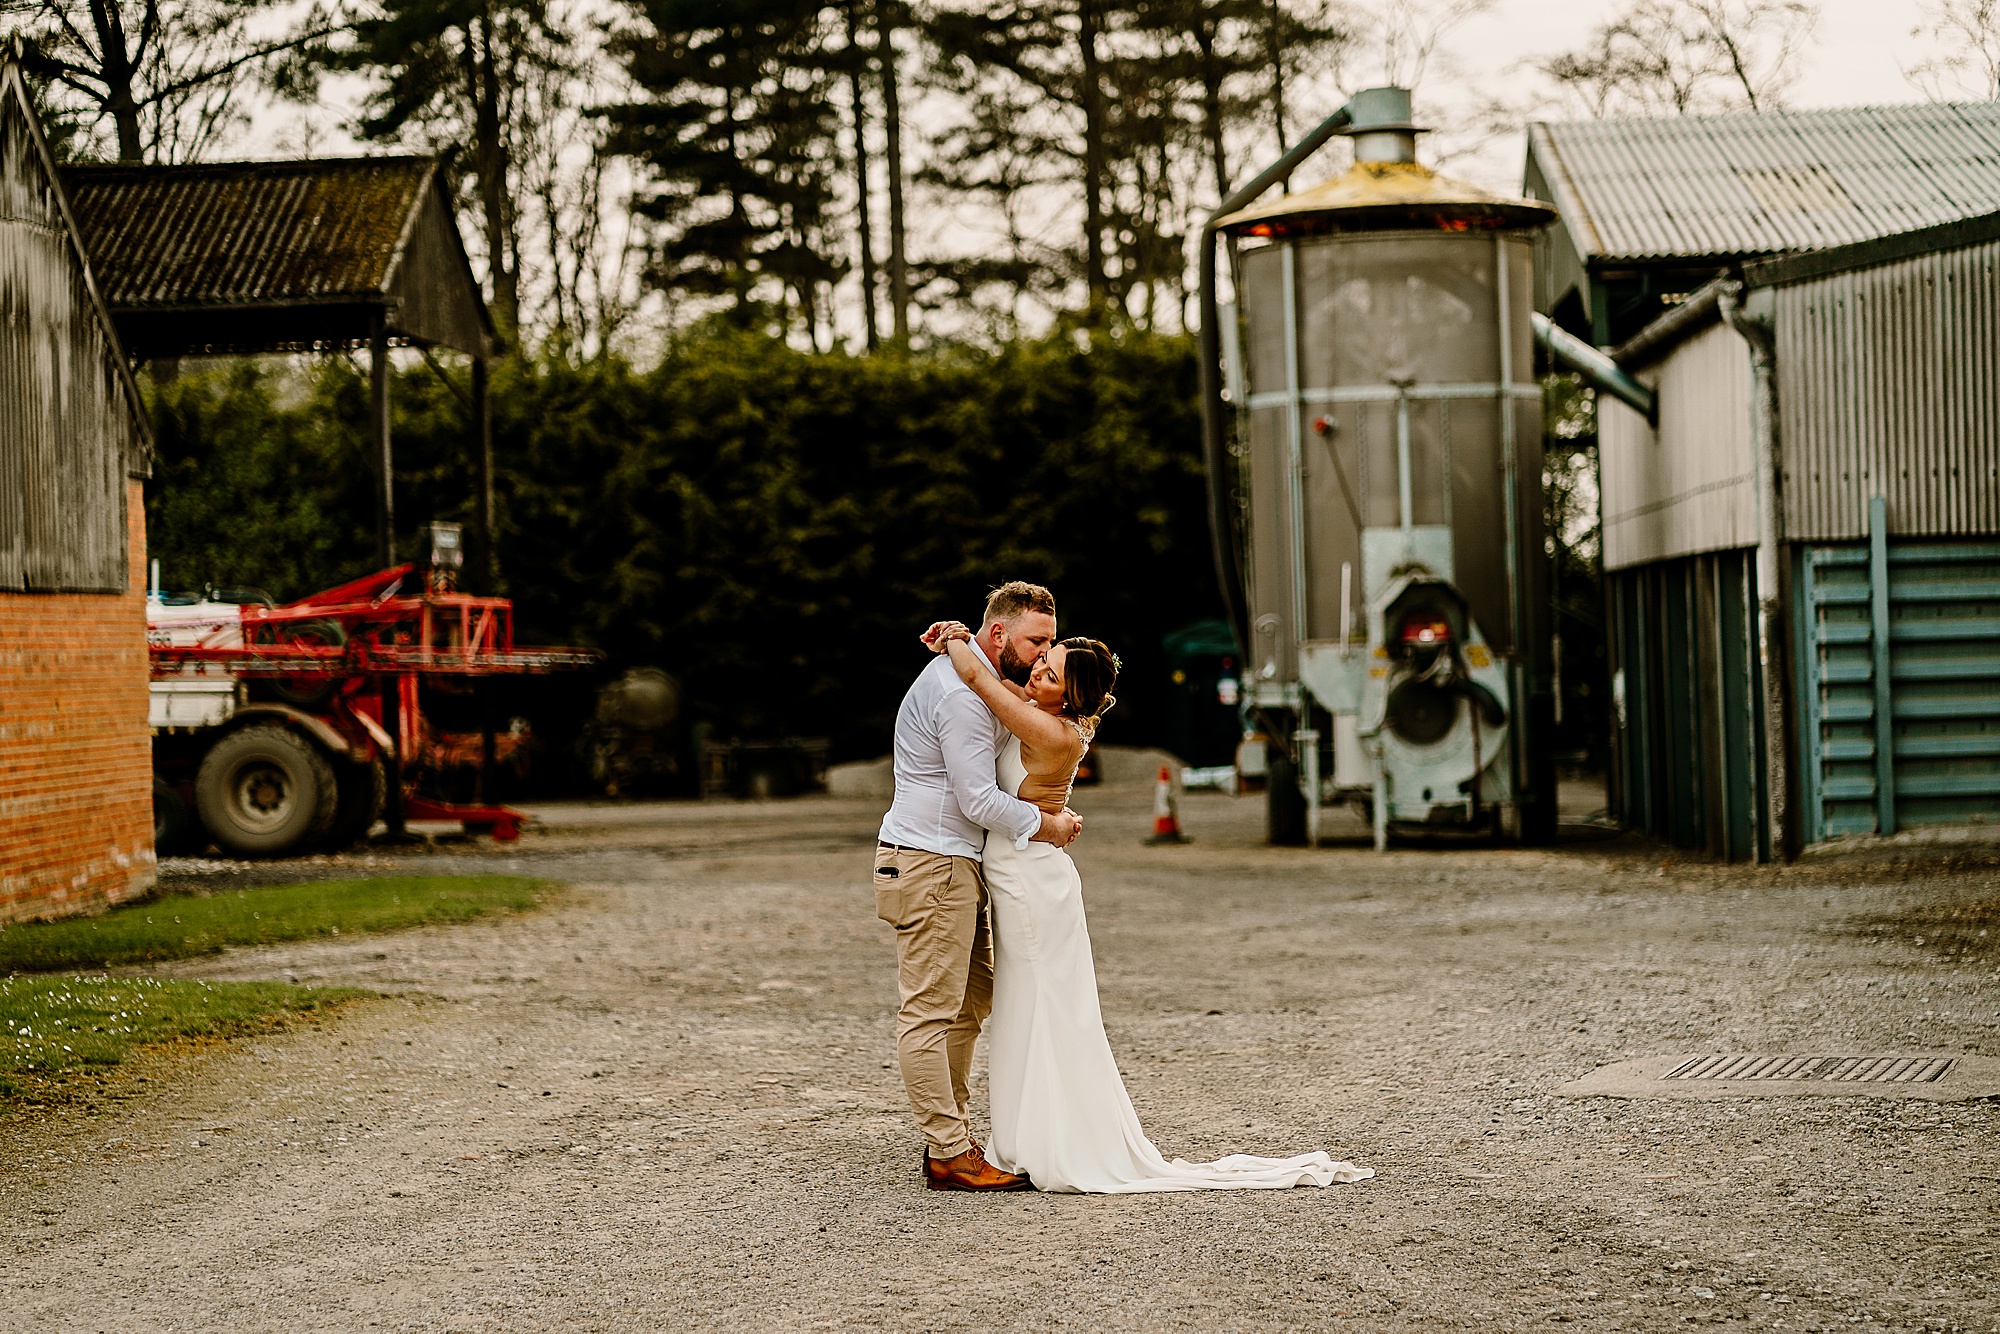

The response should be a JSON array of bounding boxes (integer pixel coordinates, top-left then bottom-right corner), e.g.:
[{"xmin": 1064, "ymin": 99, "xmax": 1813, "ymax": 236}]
[
  {"xmin": 606, "ymin": 0, "xmax": 847, "ymax": 342},
  {"xmin": 331, "ymin": 0, "xmax": 556, "ymax": 339}
]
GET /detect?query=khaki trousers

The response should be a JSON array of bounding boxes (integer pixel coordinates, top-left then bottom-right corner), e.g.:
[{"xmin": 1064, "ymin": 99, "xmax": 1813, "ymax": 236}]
[{"xmin": 873, "ymin": 844, "xmax": 991, "ymax": 1160}]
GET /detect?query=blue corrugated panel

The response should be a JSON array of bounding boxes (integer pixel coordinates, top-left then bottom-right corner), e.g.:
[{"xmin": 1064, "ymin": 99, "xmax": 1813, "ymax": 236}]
[{"xmin": 1800, "ymin": 539, "xmax": 2000, "ymax": 840}]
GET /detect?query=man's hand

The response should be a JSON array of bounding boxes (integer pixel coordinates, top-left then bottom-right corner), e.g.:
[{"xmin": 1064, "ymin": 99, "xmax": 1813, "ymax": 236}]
[{"xmin": 1033, "ymin": 808, "xmax": 1082, "ymax": 847}]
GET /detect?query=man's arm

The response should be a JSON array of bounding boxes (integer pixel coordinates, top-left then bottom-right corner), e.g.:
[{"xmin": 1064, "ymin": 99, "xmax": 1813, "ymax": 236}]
[{"xmin": 936, "ymin": 689, "xmax": 1076, "ymax": 848}]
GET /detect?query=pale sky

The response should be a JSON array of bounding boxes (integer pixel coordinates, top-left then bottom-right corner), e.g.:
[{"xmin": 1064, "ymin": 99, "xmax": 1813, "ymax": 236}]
[{"xmin": 1384, "ymin": 0, "xmax": 1955, "ymax": 194}]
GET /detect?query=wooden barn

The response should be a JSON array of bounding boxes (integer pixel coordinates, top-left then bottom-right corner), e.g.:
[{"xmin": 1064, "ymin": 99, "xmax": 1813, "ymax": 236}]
[{"xmin": 0, "ymin": 58, "xmax": 156, "ymax": 918}]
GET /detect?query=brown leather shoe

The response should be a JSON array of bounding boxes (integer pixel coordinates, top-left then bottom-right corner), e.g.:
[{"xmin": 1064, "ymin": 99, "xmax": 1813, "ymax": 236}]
[
  {"xmin": 919, "ymin": 1141, "xmax": 979, "ymax": 1179},
  {"xmin": 923, "ymin": 1144, "xmax": 1032, "ymax": 1192}
]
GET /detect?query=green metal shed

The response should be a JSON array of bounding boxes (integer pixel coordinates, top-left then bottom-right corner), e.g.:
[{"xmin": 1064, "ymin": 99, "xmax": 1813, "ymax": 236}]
[{"xmin": 1596, "ymin": 213, "xmax": 2000, "ymax": 858}]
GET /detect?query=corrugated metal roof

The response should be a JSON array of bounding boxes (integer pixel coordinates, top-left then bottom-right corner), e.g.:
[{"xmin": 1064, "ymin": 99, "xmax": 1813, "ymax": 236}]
[
  {"xmin": 1529, "ymin": 103, "xmax": 2000, "ymax": 263},
  {"xmin": 58, "ymin": 157, "xmax": 435, "ymax": 308}
]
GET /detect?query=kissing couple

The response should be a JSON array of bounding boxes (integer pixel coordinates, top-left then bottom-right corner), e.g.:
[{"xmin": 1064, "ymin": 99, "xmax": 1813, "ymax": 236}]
[{"xmin": 873, "ymin": 580, "xmax": 1374, "ymax": 1194}]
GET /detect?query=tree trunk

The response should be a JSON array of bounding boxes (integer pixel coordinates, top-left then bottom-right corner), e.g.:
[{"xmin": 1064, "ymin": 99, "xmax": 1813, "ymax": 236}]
[
  {"xmin": 1193, "ymin": 11, "xmax": 1229, "ymax": 200},
  {"xmin": 91, "ymin": 0, "xmax": 145, "ymax": 161},
  {"xmin": 878, "ymin": 0, "xmax": 911, "ymax": 341},
  {"xmin": 110, "ymin": 89, "xmax": 144, "ymax": 162},
  {"xmin": 1077, "ymin": 0, "xmax": 1110, "ymax": 310},
  {"xmin": 471, "ymin": 12, "xmax": 520, "ymax": 340},
  {"xmin": 847, "ymin": 3, "xmax": 880, "ymax": 350},
  {"xmin": 1265, "ymin": 0, "xmax": 1289, "ymax": 161}
]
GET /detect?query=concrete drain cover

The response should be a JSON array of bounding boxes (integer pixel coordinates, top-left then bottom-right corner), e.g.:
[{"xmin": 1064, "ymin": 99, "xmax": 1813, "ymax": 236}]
[{"xmin": 1559, "ymin": 1052, "xmax": 1999, "ymax": 1101}]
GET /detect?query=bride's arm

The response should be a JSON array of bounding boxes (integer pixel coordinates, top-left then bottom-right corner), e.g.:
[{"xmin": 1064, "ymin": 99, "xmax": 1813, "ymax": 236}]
[{"xmin": 943, "ymin": 637, "xmax": 1075, "ymax": 752}]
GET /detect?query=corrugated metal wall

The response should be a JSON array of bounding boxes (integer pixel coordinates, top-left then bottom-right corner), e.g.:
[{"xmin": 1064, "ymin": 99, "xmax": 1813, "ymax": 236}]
[
  {"xmin": 1609, "ymin": 550, "xmax": 1766, "ymax": 861},
  {"xmin": 1600, "ymin": 320, "xmax": 1758, "ymax": 571},
  {"xmin": 0, "ymin": 89, "xmax": 138, "ymax": 593},
  {"xmin": 1775, "ymin": 237, "xmax": 2000, "ymax": 541},
  {"xmin": 1794, "ymin": 535, "xmax": 2000, "ymax": 840}
]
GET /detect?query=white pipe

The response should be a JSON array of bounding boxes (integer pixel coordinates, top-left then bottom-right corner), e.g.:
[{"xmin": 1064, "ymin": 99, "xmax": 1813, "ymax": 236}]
[
  {"xmin": 1533, "ymin": 312, "xmax": 1657, "ymax": 423},
  {"xmin": 1340, "ymin": 561, "xmax": 1353, "ymax": 656},
  {"xmin": 1395, "ymin": 391, "xmax": 1414, "ymax": 531}
]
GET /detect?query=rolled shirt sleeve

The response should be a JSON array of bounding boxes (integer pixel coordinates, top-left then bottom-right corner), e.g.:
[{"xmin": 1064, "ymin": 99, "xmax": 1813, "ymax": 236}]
[{"xmin": 936, "ymin": 687, "xmax": 1044, "ymax": 851}]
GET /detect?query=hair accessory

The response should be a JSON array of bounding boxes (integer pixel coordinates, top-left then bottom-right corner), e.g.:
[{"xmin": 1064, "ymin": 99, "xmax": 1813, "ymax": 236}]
[{"xmin": 1110, "ymin": 652, "xmax": 1123, "ymax": 673}]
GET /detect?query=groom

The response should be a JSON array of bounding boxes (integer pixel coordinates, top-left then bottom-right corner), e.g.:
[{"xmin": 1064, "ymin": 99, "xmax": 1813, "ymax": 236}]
[{"xmin": 875, "ymin": 580, "xmax": 1081, "ymax": 1192}]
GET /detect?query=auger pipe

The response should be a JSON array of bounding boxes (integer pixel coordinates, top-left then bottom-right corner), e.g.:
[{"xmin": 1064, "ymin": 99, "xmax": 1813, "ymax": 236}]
[
  {"xmin": 1533, "ymin": 312, "xmax": 1657, "ymax": 425},
  {"xmin": 1198, "ymin": 102, "xmax": 1354, "ymax": 658}
]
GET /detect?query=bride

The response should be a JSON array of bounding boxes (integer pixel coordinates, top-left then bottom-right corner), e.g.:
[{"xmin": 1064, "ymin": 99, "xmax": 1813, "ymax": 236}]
[{"xmin": 923, "ymin": 620, "xmax": 1373, "ymax": 1194}]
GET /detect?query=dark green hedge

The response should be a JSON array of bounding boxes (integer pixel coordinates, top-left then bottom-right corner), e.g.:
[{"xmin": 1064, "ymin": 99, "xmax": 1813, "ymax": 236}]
[{"xmin": 144, "ymin": 327, "xmax": 1225, "ymax": 765}]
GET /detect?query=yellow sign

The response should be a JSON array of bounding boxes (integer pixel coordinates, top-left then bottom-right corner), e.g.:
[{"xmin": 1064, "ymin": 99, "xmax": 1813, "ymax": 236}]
[{"xmin": 1466, "ymin": 644, "xmax": 1491, "ymax": 668}]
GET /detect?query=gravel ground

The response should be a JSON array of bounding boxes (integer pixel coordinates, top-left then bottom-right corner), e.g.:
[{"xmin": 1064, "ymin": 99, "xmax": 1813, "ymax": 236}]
[{"xmin": 1, "ymin": 776, "xmax": 1996, "ymax": 1332}]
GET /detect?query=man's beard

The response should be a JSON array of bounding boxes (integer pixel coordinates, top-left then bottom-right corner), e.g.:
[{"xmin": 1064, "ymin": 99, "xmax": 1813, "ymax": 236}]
[{"xmin": 997, "ymin": 642, "xmax": 1035, "ymax": 686}]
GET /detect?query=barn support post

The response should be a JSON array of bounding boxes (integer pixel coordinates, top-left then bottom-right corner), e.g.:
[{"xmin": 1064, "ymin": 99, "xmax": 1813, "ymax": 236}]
[
  {"xmin": 370, "ymin": 312, "xmax": 395, "ymax": 568},
  {"xmin": 471, "ymin": 352, "xmax": 498, "ymax": 801},
  {"xmin": 1719, "ymin": 280, "xmax": 1792, "ymax": 862},
  {"xmin": 470, "ymin": 354, "xmax": 496, "ymax": 596},
  {"xmin": 1867, "ymin": 494, "xmax": 1896, "ymax": 836}
]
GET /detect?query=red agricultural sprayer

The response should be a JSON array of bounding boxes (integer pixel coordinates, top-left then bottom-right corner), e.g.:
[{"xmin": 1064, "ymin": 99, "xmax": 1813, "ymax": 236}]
[{"xmin": 149, "ymin": 541, "xmax": 598, "ymax": 858}]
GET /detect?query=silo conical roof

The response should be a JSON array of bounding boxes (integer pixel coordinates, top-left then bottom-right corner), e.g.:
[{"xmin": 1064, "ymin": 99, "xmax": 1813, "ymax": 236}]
[{"xmin": 1218, "ymin": 160, "xmax": 1555, "ymax": 237}]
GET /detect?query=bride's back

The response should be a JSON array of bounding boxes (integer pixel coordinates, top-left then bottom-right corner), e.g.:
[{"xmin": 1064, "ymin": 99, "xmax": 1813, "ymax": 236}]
[{"xmin": 1006, "ymin": 723, "xmax": 1091, "ymax": 815}]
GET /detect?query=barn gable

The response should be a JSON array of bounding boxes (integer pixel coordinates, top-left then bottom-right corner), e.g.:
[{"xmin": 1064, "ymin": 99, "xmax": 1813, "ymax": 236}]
[
  {"xmin": 0, "ymin": 60, "xmax": 150, "ymax": 593},
  {"xmin": 60, "ymin": 155, "xmax": 496, "ymax": 358}
]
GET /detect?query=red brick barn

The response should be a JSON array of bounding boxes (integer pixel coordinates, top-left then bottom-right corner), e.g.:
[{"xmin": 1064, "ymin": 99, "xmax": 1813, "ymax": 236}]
[{"xmin": 0, "ymin": 60, "xmax": 156, "ymax": 920}]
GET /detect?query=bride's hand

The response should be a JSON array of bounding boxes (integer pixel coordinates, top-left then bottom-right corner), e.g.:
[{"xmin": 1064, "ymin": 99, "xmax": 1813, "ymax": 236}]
[{"xmin": 921, "ymin": 620, "xmax": 973, "ymax": 653}]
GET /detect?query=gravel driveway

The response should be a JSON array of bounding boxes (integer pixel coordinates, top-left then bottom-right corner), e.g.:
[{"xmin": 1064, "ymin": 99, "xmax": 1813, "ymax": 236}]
[{"xmin": 1, "ymin": 775, "xmax": 1995, "ymax": 1332}]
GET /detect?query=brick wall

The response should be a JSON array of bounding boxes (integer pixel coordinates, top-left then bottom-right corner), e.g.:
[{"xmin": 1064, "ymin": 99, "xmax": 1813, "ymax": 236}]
[{"xmin": 0, "ymin": 480, "xmax": 156, "ymax": 921}]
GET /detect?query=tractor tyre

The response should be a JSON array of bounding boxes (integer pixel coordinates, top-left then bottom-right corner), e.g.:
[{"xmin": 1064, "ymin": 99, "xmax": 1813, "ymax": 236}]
[
  {"xmin": 194, "ymin": 726, "xmax": 338, "ymax": 858},
  {"xmin": 153, "ymin": 778, "xmax": 197, "ymax": 855},
  {"xmin": 322, "ymin": 758, "xmax": 386, "ymax": 850}
]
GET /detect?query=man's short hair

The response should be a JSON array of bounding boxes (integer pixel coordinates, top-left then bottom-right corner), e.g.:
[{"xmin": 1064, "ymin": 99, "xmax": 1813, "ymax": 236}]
[{"xmin": 983, "ymin": 580, "xmax": 1056, "ymax": 629}]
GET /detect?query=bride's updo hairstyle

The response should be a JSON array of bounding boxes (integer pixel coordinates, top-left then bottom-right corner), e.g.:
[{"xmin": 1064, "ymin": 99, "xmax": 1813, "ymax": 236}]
[{"xmin": 1058, "ymin": 637, "xmax": 1118, "ymax": 723}]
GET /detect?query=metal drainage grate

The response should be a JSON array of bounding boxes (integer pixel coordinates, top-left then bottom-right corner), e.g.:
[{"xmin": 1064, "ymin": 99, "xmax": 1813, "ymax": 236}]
[{"xmin": 1664, "ymin": 1055, "xmax": 1956, "ymax": 1084}]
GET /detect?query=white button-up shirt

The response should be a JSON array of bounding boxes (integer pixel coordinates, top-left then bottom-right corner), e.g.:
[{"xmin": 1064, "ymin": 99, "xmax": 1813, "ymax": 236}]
[{"xmin": 878, "ymin": 648, "xmax": 1042, "ymax": 860}]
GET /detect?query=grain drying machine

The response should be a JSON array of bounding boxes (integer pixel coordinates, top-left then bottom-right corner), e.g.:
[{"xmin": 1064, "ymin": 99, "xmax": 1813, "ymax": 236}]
[{"xmin": 1198, "ymin": 87, "xmax": 1560, "ymax": 848}]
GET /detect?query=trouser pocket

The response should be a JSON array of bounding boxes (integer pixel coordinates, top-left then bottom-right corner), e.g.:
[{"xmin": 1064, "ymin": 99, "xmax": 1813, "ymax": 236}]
[
  {"xmin": 875, "ymin": 847, "xmax": 960, "ymax": 927},
  {"xmin": 873, "ymin": 856, "xmax": 908, "ymax": 925}
]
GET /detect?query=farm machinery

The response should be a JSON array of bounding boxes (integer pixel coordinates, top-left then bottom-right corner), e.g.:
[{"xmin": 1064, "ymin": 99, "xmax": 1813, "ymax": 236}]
[{"xmin": 149, "ymin": 532, "xmax": 598, "ymax": 857}]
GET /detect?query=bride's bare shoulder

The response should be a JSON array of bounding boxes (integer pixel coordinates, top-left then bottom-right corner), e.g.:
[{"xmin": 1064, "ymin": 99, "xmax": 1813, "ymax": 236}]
[{"xmin": 1027, "ymin": 720, "xmax": 1089, "ymax": 771}]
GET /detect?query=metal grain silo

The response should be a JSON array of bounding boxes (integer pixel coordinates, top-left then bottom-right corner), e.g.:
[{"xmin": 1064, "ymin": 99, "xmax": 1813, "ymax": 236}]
[{"xmin": 1200, "ymin": 87, "xmax": 1559, "ymax": 848}]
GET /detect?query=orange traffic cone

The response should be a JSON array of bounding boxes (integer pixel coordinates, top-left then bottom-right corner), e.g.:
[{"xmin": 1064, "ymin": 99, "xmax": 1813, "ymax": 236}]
[{"xmin": 1146, "ymin": 765, "xmax": 1189, "ymax": 844}]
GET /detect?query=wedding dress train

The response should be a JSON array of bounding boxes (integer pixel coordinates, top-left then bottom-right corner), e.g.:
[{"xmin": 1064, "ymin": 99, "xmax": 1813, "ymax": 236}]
[{"xmin": 982, "ymin": 737, "xmax": 1374, "ymax": 1193}]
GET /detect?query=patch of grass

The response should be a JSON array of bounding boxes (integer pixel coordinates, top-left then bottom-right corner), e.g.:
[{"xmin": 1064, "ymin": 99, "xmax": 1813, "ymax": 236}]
[
  {"xmin": 0, "ymin": 876, "xmax": 552, "ymax": 973},
  {"xmin": 0, "ymin": 975, "xmax": 365, "ymax": 1102}
]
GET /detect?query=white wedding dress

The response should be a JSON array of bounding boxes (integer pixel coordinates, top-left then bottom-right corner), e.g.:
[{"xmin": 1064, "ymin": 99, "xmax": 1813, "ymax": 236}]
[{"xmin": 982, "ymin": 735, "xmax": 1374, "ymax": 1193}]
